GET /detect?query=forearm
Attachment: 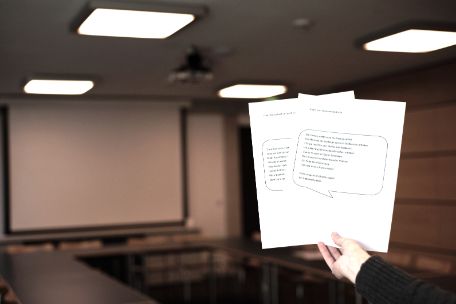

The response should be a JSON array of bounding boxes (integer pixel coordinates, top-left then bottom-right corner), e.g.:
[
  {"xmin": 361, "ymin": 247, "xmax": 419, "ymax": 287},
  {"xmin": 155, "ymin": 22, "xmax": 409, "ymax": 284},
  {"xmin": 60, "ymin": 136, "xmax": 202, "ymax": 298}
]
[{"xmin": 356, "ymin": 256, "xmax": 456, "ymax": 304}]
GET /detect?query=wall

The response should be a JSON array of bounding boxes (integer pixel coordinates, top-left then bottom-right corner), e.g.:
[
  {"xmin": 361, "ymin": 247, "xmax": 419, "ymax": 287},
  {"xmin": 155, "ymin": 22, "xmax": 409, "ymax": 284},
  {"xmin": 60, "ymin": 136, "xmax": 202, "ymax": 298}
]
[
  {"xmin": 0, "ymin": 110, "xmax": 4, "ymax": 238},
  {"xmin": 186, "ymin": 109, "xmax": 243, "ymax": 238},
  {"xmin": 187, "ymin": 113, "xmax": 228, "ymax": 237},
  {"xmin": 224, "ymin": 115, "xmax": 242, "ymax": 237},
  {"xmin": 355, "ymin": 60, "xmax": 456, "ymax": 253}
]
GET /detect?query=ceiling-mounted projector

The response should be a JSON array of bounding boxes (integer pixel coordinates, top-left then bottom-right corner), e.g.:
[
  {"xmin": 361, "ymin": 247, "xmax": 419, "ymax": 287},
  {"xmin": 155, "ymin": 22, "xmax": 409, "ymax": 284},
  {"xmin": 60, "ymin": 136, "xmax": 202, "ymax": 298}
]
[{"xmin": 169, "ymin": 46, "xmax": 213, "ymax": 83}]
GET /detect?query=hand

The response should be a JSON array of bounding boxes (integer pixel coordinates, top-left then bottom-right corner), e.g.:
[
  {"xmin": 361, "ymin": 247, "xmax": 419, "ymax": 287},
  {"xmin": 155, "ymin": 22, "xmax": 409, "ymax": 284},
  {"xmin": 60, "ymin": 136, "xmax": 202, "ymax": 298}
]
[{"xmin": 317, "ymin": 232, "xmax": 370, "ymax": 284}]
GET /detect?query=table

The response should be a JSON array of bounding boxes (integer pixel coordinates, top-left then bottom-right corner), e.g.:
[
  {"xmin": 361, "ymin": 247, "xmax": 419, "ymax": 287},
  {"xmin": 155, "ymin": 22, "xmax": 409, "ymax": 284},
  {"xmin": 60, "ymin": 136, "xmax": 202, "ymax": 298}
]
[{"xmin": 0, "ymin": 251, "xmax": 158, "ymax": 304}]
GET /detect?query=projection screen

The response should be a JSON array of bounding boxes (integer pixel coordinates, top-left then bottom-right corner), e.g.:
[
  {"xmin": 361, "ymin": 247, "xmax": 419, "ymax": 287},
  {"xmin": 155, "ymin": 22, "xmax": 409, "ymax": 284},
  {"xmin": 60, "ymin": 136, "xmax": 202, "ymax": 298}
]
[{"xmin": 7, "ymin": 101, "xmax": 185, "ymax": 233}]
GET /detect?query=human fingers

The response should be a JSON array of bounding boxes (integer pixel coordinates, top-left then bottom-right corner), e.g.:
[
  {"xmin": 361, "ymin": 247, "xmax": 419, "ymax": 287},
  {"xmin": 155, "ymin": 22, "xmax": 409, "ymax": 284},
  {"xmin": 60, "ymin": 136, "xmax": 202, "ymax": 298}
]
[
  {"xmin": 332, "ymin": 232, "xmax": 353, "ymax": 253},
  {"xmin": 331, "ymin": 232, "xmax": 344, "ymax": 245},
  {"xmin": 318, "ymin": 242, "xmax": 335, "ymax": 268},
  {"xmin": 328, "ymin": 246, "xmax": 341, "ymax": 260}
]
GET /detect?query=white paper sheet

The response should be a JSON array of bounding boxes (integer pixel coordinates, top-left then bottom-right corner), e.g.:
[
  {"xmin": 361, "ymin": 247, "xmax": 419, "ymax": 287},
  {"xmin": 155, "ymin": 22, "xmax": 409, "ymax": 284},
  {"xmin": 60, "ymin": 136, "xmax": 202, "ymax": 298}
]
[{"xmin": 248, "ymin": 96, "xmax": 406, "ymax": 252}]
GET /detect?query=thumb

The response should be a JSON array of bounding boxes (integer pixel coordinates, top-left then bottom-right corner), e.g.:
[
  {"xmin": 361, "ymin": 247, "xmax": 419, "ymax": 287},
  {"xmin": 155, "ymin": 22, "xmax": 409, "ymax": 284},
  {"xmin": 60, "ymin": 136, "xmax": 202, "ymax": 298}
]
[{"xmin": 331, "ymin": 232, "xmax": 345, "ymax": 247}]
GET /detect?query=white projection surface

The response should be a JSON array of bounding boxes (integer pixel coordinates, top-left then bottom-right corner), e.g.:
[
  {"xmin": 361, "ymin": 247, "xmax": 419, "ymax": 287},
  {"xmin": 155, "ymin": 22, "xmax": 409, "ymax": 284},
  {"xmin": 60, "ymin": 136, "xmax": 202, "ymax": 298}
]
[{"xmin": 9, "ymin": 102, "xmax": 184, "ymax": 232}]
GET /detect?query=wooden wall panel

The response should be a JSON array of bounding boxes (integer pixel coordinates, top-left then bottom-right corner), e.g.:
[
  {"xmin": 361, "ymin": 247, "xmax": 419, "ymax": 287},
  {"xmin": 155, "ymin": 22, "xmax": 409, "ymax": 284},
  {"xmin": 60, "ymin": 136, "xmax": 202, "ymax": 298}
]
[
  {"xmin": 355, "ymin": 60, "xmax": 456, "ymax": 254},
  {"xmin": 390, "ymin": 204, "xmax": 456, "ymax": 251},
  {"xmin": 402, "ymin": 106, "xmax": 456, "ymax": 153},
  {"xmin": 396, "ymin": 157, "xmax": 456, "ymax": 200},
  {"xmin": 356, "ymin": 61, "xmax": 456, "ymax": 107}
]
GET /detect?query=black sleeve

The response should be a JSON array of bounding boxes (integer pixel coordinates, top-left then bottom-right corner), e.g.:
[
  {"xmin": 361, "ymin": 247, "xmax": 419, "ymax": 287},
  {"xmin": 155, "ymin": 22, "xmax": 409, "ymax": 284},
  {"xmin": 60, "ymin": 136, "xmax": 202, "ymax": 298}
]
[{"xmin": 355, "ymin": 256, "xmax": 456, "ymax": 304}]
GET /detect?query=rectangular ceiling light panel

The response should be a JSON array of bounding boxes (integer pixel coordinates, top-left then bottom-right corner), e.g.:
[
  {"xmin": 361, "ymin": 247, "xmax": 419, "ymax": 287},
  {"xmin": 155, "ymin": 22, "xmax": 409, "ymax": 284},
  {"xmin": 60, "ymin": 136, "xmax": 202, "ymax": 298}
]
[
  {"xmin": 363, "ymin": 29, "xmax": 456, "ymax": 53},
  {"xmin": 218, "ymin": 84, "xmax": 287, "ymax": 99},
  {"xmin": 24, "ymin": 80, "xmax": 94, "ymax": 95},
  {"xmin": 78, "ymin": 8, "xmax": 195, "ymax": 39}
]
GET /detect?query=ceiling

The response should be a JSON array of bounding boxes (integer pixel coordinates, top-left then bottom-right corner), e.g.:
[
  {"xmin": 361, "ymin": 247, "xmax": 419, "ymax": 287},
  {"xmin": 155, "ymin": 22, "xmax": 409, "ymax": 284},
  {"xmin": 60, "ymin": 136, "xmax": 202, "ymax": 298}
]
[{"xmin": 1, "ymin": 0, "xmax": 456, "ymax": 102}]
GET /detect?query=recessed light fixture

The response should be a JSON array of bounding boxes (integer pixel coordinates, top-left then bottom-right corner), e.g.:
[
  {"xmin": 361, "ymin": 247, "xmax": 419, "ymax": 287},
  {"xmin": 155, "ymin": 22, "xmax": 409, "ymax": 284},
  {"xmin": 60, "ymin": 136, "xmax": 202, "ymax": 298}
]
[
  {"xmin": 218, "ymin": 84, "xmax": 287, "ymax": 99},
  {"xmin": 77, "ymin": 8, "xmax": 195, "ymax": 39},
  {"xmin": 292, "ymin": 18, "xmax": 313, "ymax": 30},
  {"xmin": 363, "ymin": 29, "xmax": 456, "ymax": 53},
  {"xmin": 24, "ymin": 79, "xmax": 94, "ymax": 95}
]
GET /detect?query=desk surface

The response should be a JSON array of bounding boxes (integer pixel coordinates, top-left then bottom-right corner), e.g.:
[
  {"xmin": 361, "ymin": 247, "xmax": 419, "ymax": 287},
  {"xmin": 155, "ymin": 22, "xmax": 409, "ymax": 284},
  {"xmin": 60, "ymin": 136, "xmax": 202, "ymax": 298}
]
[{"xmin": 0, "ymin": 251, "xmax": 158, "ymax": 304}]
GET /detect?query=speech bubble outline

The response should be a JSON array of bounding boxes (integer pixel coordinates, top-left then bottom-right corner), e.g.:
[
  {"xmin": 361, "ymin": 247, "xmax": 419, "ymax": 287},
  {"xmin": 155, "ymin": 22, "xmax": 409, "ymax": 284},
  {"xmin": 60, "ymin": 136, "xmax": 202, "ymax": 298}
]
[
  {"xmin": 262, "ymin": 138, "xmax": 293, "ymax": 191},
  {"xmin": 292, "ymin": 129, "xmax": 388, "ymax": 198}
]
